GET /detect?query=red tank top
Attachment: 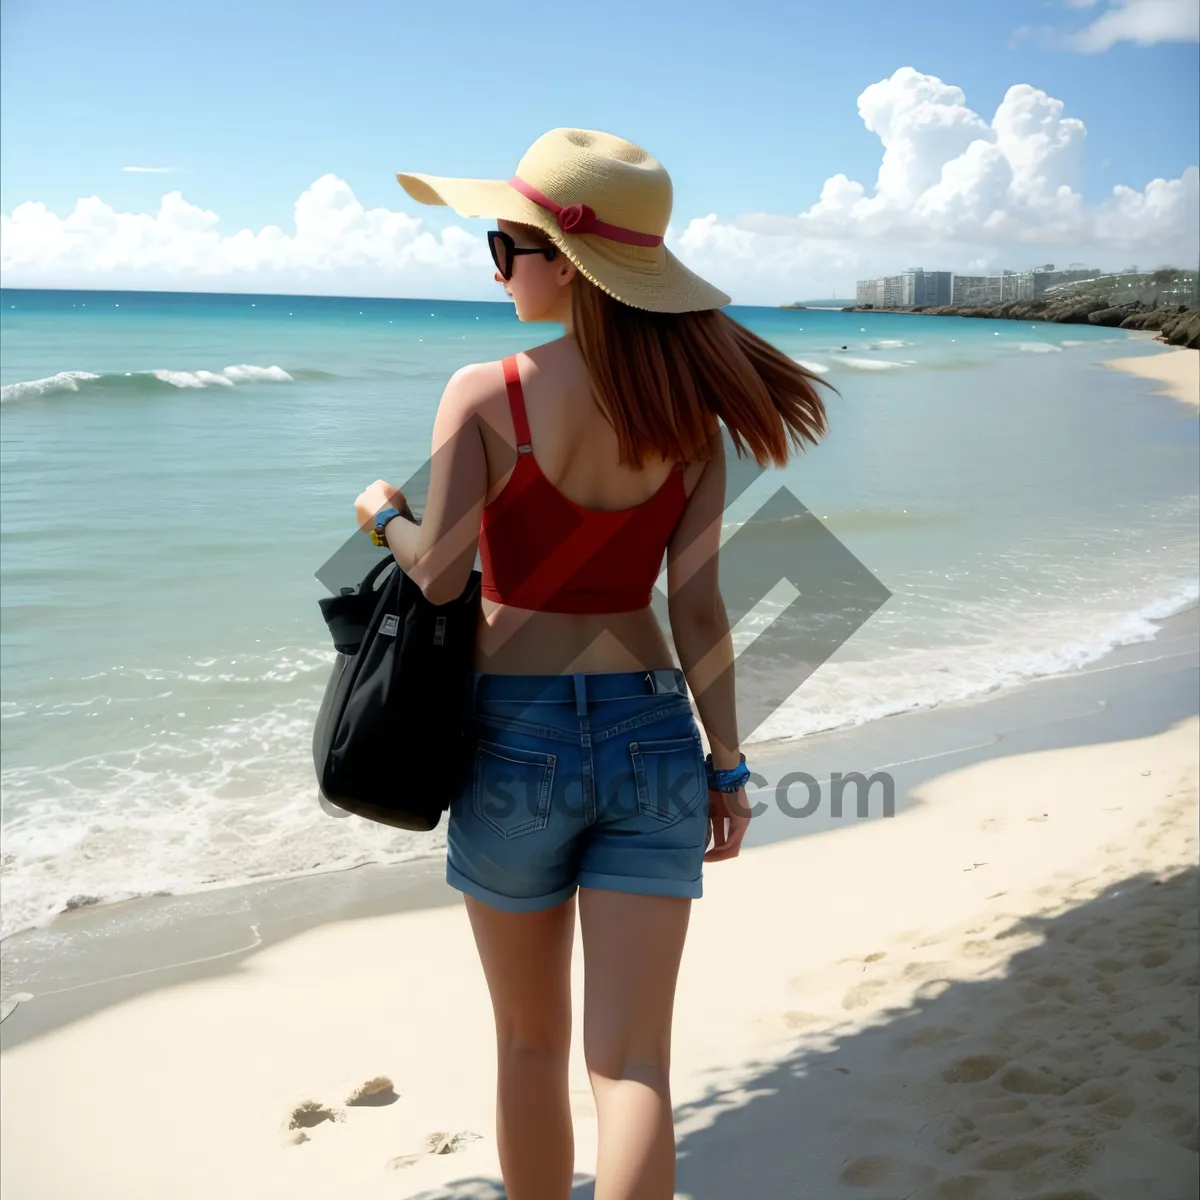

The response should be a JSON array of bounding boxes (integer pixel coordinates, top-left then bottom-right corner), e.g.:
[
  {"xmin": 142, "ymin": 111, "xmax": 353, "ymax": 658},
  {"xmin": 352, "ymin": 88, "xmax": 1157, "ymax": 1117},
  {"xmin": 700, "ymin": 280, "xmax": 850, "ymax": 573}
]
[{"xmin": 478, "ymin": 356, "xmax": 688, "ymax": 614}]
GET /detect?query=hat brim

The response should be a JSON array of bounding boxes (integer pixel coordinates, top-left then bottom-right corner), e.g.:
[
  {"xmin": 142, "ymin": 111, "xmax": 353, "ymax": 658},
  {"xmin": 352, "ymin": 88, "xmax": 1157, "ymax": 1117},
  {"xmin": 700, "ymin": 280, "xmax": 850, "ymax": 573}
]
[{"xmin": 396, "ymin": 171, "xmax": 731, "ymax": 314}]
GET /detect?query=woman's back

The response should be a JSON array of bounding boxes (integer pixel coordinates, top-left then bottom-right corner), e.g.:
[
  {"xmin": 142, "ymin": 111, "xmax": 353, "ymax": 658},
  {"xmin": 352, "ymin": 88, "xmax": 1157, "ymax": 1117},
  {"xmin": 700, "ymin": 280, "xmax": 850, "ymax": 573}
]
[
  {"xmin": 481, "ymin": 337, "xmax": 700, "ymax": 512},
  {"xmin": 473, "ymin": 337, "xmax": 708, "ymax": 676}
]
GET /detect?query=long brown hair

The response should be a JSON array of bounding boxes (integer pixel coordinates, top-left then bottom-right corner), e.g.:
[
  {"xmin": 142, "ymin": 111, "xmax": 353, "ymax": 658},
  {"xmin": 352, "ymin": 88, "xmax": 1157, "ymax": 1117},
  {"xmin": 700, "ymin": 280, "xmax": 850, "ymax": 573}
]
[
  {"xmin": 572, "ymin": 275, "xmax": 831, "ymax": 469},
  {"xmin": 513, "ymin": 222, "xmax": 831, "ymax": 468}
]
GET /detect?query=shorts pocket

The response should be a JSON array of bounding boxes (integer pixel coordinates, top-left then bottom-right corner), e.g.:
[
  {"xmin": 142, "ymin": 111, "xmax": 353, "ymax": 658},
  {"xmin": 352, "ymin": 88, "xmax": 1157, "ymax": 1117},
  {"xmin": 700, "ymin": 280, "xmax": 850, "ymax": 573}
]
[
  {"xmin": 629, "ymin": 733, "xmax": 705, "ymax": 826},
  {"xmin": 472, "ymin": 740, "xmax": 556, "ymax": 839}
]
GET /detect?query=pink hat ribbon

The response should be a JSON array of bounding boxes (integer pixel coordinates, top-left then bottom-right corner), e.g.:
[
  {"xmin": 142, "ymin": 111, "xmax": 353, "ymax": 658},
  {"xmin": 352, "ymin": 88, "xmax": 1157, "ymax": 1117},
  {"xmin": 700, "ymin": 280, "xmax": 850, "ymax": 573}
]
[{"xmin": 507, "ymin": 177, "xmax": 663, "ymax": 247}]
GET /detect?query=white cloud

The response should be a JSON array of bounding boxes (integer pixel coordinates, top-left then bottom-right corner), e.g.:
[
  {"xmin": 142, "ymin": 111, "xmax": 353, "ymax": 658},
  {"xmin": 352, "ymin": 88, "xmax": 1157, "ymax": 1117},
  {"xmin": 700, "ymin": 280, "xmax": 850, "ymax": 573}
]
[
  {"xmin": 122, "ymin": 166, "xmax": 182, "ymax": 174},
  {"xmin": 1068, "ymin": 0, "xmax": 1199, "ymax": 51},
  {"xmin": 2, "ymin": 68, "xmax": 1196, "ymax": 304},
  {"xmin": 670, "ymin": 68, "xmax": 1196, "ymax": 301},
  {"xmin": 1, "ymin": 174, "xmax": 492, "ymax": 298}
]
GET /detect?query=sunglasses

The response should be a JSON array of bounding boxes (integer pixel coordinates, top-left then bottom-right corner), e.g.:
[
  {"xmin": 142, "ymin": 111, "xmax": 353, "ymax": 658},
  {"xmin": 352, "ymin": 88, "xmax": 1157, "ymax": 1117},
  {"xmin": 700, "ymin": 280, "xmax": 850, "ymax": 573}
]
[{"xmin": 488, "ymin": 230, "xmax": 557, "ymax": 281}]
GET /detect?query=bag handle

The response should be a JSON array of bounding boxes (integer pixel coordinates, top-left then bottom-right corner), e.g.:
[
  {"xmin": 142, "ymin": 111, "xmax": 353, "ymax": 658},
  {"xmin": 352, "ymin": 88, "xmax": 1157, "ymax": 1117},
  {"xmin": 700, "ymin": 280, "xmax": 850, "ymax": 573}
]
[{"xmin": 317, "ymin": 553, "xmax": 399, "ymax": 655}]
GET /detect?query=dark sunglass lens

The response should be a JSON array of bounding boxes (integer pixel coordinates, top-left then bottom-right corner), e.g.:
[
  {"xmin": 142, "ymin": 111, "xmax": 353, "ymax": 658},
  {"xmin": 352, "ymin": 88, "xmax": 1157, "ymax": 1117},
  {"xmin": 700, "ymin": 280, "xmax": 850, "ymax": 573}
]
[{"xmin": 488, "ymin": 232, "xmax": 512, "ymax": 280}]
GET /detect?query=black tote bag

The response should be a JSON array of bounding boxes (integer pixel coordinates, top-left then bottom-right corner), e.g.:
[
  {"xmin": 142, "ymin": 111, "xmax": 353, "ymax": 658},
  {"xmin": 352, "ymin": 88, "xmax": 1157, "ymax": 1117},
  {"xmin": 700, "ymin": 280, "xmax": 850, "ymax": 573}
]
[{"xmin": 313, "ymin": 552, "xmax": 482, "ymax": 830}]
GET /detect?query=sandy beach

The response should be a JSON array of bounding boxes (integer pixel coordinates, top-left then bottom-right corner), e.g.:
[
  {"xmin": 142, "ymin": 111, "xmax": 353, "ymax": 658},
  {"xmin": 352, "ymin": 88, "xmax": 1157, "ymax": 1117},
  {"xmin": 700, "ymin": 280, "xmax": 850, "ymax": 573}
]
[
  {"xmin": 2, "ymin": 607, "xmax": 1197, "ymax": 1199},
  {"xmin": 1105, "ymin": 345, "xmax": 1200, "ymax": 409}
]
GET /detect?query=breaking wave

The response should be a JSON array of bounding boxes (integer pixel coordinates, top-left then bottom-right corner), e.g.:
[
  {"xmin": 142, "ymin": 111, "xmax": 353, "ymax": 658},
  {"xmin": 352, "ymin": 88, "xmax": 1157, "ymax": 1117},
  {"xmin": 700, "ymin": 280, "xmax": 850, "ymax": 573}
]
[{"xmin": 1, "ymin": 364, "xmax": 301, "ymax": 405}]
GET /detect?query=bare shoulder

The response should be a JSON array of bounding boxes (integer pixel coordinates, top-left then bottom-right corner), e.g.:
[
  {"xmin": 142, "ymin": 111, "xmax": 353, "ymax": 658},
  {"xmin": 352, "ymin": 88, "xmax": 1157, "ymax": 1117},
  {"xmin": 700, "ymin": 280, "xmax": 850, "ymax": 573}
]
[{"xmin": 443, "ymin": 360, "xmax": 508, "ymax": 409}]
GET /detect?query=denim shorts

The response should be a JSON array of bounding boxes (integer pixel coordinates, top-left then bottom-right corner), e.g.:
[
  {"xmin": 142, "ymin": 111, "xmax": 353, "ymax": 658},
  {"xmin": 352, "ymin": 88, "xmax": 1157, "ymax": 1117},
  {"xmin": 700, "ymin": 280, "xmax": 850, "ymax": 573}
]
[{"xmin": 446, "ymin": 668, "xmax": 711, "ymax": 913}]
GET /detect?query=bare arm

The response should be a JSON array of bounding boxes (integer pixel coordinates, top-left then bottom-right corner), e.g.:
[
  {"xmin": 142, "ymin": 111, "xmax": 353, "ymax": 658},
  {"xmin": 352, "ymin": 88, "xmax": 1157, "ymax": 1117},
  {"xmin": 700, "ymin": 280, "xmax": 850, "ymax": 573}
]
[
  {"xmin": 383, "ymin": 363, "xmax": 496, "ymax": 605},
  {"xmin": 665, "ymin": 426, "xmax": 741, "ymax": 771}
]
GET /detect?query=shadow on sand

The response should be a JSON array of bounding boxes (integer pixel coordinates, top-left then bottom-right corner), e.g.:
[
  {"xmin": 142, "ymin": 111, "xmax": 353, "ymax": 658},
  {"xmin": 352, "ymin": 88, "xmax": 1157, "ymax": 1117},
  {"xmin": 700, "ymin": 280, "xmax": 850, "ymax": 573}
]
[{"xmin": 411, "ymin": 865, "xmax": 1198, "ymax": 1200}]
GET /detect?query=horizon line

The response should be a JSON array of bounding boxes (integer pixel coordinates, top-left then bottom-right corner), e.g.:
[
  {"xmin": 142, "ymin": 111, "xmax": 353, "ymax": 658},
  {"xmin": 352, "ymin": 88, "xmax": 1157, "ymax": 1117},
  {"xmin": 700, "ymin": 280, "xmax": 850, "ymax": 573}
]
[{"xmin": 0, "ymin": 284, "xmax": 843, "ymax": 310}]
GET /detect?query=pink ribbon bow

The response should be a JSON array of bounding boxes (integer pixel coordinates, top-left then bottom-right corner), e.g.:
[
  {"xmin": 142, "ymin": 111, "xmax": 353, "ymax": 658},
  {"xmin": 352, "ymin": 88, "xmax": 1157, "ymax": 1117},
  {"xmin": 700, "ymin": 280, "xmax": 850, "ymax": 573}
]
[{"xmin": 507, "ymin": 177, "xmax": 663, "ymax": 248}]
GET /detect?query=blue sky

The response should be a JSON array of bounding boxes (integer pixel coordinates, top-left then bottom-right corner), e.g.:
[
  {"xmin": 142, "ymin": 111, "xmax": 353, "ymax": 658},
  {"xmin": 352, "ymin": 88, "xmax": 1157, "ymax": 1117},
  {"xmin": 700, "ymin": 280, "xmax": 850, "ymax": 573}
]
[{"xmin": 2, "ymin": 0, "xmax": 1197, "ymax": 301}]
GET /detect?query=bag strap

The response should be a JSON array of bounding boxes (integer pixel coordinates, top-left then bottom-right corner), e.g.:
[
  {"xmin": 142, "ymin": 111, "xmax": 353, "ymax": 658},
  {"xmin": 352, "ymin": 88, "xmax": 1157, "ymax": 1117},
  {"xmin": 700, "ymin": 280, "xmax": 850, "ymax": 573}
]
[
  {"xmin": 361, "ymin": 552, "xmax": 399, "ymax": 593},
  {"xmin": 502, "ymin": 356, "xmax": 533, "ymax": 453}
]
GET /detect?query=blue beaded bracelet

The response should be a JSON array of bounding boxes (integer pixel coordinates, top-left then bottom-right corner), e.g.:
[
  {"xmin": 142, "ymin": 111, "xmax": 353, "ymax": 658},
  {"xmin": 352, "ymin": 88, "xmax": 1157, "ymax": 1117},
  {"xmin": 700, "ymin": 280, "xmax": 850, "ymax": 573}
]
[{"xmin": 705, "ymin": 752, "xmax": 750, "ymax": 793}]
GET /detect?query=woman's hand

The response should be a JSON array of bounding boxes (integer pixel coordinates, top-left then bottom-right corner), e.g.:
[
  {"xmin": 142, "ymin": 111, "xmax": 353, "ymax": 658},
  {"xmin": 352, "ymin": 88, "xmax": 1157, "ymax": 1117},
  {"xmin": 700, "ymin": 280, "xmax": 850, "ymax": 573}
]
[
  {"xmin": 354, "ymin": 480, "xmax": 409, "ymax": 533},
  {"xmin": 704, "ymin": 787, "xmax": 751, "ymax": 862}
]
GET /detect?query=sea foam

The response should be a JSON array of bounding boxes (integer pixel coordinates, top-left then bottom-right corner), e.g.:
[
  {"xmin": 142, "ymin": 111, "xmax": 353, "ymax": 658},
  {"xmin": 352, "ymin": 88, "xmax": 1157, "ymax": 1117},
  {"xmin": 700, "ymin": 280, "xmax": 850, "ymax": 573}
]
[
  {"xmin": 1, "ymin": 364, "xmax": 294, "ymax": 404},
  {"xmin": 0, "ymin": 371, "xmax": 101, "ymax": 404},
  {"xmin": 838, "ymin": 357, "xmax": 912, "ymax": 371}
]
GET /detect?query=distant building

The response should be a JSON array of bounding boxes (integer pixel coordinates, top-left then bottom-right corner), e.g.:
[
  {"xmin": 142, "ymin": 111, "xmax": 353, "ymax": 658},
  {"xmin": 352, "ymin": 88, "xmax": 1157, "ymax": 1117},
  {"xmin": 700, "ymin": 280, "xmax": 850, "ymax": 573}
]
[
  {"xmin": 951, "ymin": 274, "xmax": 1005, "ymax": 305},
  {"xmin": 1032, "ymin": 267, "xmax": 1101, "ymax": 298},
  {"xmin": 882, "ymin": 274, "xmax": 906, "ymax": 308},
  {"xmin": 903, "ymin": 268, "xmax": 952, "ymax": 306},
  {"xmin": 1002, "ymin": 271, "xmax": 1035, "ymax": 301},
  {"xmin": 856, "ymin": 268, "xmax": 951, "ymax": 308},
  {"xmin": 855, "ymin": 278, "xmax": 885, "ymax": 307}
]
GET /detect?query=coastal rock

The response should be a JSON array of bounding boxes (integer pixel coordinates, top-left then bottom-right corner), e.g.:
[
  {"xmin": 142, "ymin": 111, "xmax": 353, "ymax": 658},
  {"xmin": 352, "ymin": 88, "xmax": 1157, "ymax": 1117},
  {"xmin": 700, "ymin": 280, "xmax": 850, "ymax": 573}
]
[
  {"xmin": 1045, "ymin": 298, "xmax": 1113, "ymax": 324},
  {"xmin": 1159, "ymin": 309, "xmax": 1200, "ymax": 349},
  {"xmin": 851, "ymin": 299, "xmax": 1199, "ymax": 345},
  {"xmin": 1120, "ymin": 308, "xmax": 1176, "ymax": 330},
  {"xmin": 1087, "ymin": 304, "xmax": 1144, "ymax": 327}
]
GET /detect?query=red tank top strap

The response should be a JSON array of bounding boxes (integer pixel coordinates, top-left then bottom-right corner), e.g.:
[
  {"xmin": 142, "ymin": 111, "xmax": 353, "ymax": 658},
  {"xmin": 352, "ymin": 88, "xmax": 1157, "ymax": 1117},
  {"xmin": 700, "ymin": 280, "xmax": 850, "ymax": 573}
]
[{"xmin": 501, "ymin": 356, "xmax": 532, "ymax": 452}]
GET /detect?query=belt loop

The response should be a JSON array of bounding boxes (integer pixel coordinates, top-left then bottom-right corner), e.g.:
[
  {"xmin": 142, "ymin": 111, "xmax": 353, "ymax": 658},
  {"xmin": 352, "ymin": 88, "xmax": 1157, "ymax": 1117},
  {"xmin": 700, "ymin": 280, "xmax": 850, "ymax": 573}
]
[
  {"xmin": 573, "ymin": 672, "xmax": 587, "ymax": 716},
  {"xmin": 643, "ymin": 671, "xmax": 657, "ymax": 695},
  {"xmin": 470, "ymin": 671, "xmax": 481, "ymax": 714}
]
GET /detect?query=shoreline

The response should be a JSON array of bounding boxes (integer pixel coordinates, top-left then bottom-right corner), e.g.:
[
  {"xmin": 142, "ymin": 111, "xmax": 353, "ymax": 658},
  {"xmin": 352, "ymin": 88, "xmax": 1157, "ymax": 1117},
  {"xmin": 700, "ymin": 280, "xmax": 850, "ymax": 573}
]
[
  {"xmin": 2, "ymin": 603, "xmax": 1196, "ymax": 1047},
  {"xmin": 836, "ymin": 301, "xmax": 1200, "ymax": 347},
  {"xmin": 1104, "ymin": 346, "xmax": 1200, "ymax": 409},
  {"xmin": 4, "ymin": 570, "xmax": 1196, "ymax": 949},
  {"xmin": 2, "ymin": 606, "xmax": 1196, "ymax": 1197}
]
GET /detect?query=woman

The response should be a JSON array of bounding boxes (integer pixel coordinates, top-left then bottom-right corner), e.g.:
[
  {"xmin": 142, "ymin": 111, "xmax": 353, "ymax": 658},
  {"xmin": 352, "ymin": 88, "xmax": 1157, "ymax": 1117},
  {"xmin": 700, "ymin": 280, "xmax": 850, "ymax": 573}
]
[{"xmin": 354, "ymin": 129, "xmax": 828, "ymax": 1200}]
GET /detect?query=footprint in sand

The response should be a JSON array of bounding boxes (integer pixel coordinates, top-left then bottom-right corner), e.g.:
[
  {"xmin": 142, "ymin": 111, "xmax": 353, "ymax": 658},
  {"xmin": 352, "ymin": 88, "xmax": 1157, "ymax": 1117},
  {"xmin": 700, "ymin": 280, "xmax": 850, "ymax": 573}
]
[
  {"xmin": 345, "ymin": 1075, "xmax": 399, "ymax": 1106},
  {"xmin": 900, "ymin": 1025, "xmax": 963, "ymax": 1050},
  {"xmin": 387, "ymin": 1130, "xmax": 483, "ymax": 1171},
  {"xmin": 974, "ymin": 1141, "xmax": 1053, "ymax": 1171},
  {"xmin": 975, "ymin": 1110, "xmax": 1046, "ymax": 1138},
  {"xmin": 286, "ymin": 1100, "xmax": 345, "ymax": 1143},
  {"xmin": 778, "ymin": 1009, "xmax": 824, "ymax": 1031},
  {"xmin": 903, "ymin": 960, "xmax": 953, "ymax": 983},
  {"xmin": 961, "ymin": 939, "xmax": 1002, "ymax": 959},
  {"xmin": 908, "ymin": 1175, "xmax": 991, "ymax": 1199},
  {"xmin": 1116, "ymin": 1029, "xmax": 1170, "ymax": 1051},
  {"xmin": 286, "ymin": 1076, "xmax": 397, "ymax": 1145},
  {"xmin": 912, "ymin": 1112, "xmax": 979, "ymax": 1156},
  {"xmin": 942, "ymin": 1054, "xmax": 1007, "ymax": 1084},
  {"xmin": 842, "ymin": 979, "xmax": 887, "ymax": 1010},
  {"xmin": 998, "ymin": 1064, "xmax": 1078, "ymax": 1095},
  {"xmin": 838, "ymin": 1155, "xmax": 935, "ymax": 1189}
]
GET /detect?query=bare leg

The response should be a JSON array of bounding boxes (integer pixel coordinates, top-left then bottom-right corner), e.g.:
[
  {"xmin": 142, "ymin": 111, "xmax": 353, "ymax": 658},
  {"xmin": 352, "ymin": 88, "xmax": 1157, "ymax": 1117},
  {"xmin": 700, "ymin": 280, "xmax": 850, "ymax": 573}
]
[
  {"xmin": 464, "ymin": 894, "xmax": 576, "ymax": 1200},
  {"xmin": 579, "ymin": 889, "xmax": 692, "ymax": 1200}
]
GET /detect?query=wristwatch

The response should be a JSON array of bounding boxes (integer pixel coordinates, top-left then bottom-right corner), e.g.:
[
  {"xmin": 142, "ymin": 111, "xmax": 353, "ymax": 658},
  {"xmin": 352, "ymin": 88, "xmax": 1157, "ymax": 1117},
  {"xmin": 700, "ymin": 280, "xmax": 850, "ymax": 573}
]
[{"xmin": 369, "ymin": 507, "xmax": 404, "ymax": 547}]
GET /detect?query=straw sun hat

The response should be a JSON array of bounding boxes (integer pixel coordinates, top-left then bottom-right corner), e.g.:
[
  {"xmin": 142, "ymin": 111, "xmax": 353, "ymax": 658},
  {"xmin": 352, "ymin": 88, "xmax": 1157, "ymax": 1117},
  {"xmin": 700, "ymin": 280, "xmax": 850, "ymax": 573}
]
[{"xmin": 395, "ymin": 128, "xmax": 731, "ymax": 314}]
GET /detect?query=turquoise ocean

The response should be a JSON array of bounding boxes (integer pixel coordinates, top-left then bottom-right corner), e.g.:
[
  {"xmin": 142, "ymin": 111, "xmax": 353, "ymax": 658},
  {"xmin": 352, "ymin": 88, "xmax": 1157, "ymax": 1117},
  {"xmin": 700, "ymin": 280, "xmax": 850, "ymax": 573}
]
[{"xmin": 2, "ymin": 288, "xmax": 1197, "ymax": 939}]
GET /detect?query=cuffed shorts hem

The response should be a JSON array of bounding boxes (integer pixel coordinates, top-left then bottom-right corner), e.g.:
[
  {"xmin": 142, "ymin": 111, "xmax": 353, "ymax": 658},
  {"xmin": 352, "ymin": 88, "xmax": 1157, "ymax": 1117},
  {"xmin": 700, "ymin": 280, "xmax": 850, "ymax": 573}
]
[
  {"xmin": 446, "ymin": 860, "xmax": 578, "ymax": 914},
  {"xmin": 576, "ymin": 869, "xmax": 703, "ymax": 900}
]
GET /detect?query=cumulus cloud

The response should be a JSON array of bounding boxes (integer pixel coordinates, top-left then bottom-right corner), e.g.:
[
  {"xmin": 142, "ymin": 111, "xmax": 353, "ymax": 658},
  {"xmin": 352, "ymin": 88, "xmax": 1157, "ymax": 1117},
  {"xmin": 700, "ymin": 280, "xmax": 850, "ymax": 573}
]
[
  {"xmin": 669, "ymin": 68, "xmax": 1196, "ymax": 301},
  {"xmin": 1, "ymin": 174, "xmax": 492, "ymax": 299},
  {"xmin": 3, "ymin": 68, "xmax": 1196, "ymax": 304}
]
